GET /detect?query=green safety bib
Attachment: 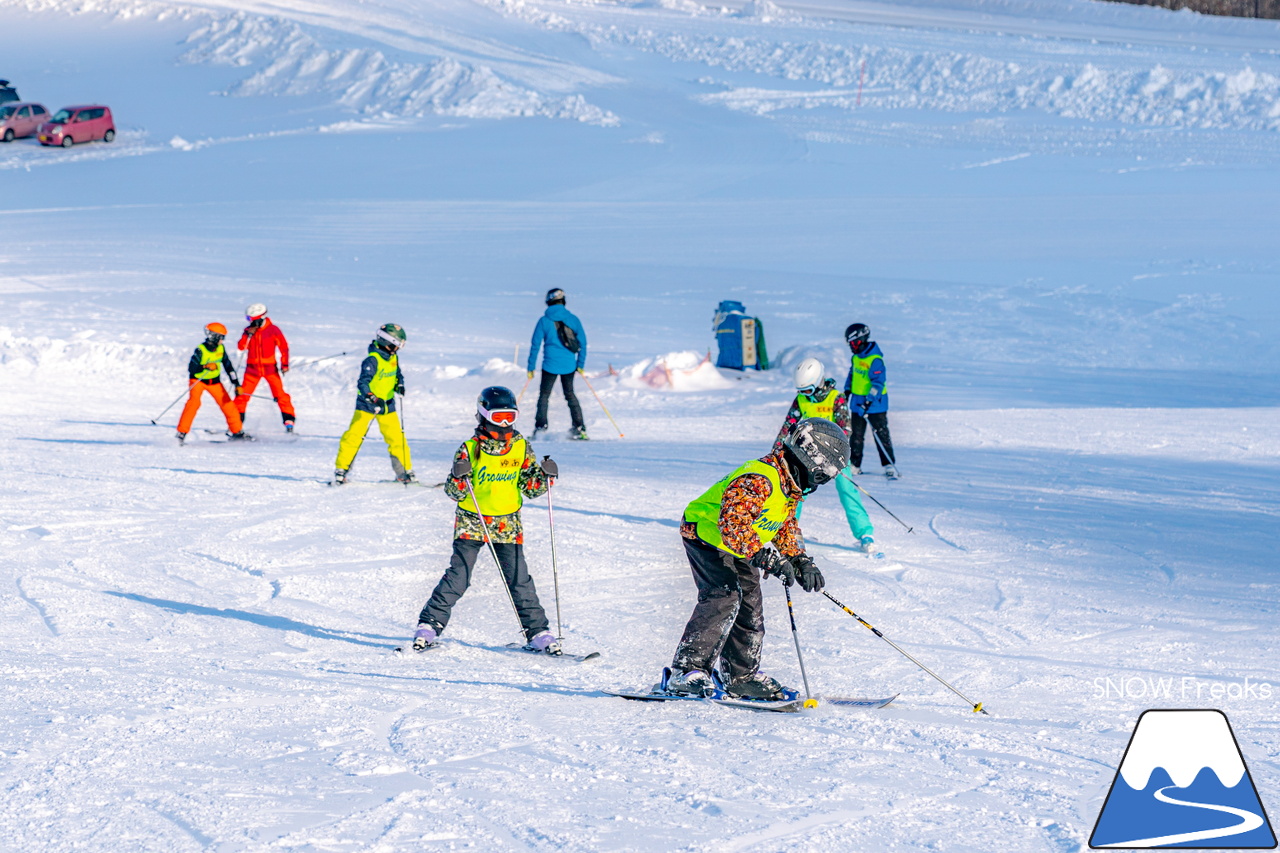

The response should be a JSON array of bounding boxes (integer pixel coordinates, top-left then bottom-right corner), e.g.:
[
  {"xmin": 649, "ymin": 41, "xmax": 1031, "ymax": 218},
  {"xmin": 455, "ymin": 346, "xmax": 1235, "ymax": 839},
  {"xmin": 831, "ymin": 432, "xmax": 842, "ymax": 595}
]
[
  {"xmin": 849, "ymin": 352, "xmax": 881, "ymax": 397},
  {"xmin": 194, "ymin": 343, "xmax": 225, "ymax": 381},
  {"xmin": 368, "ymin": 350, "xmax": 399, "ymax": 400},
  {"xmin": 684, "ymin": 459, "xmax": 789, "ymax": 557},
  {"xmin": 797, "ymin": 388, "xmax": 837, "ymax": 422},
  {"xmin": 458, "ymin": 437, "xmax": 526, "ymax": 516}
]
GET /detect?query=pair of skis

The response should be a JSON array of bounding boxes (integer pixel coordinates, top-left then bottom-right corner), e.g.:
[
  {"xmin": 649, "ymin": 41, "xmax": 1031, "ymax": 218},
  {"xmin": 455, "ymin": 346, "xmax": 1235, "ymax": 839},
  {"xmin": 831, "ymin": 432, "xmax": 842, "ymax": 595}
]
[
  {"xmin": 603, "ymin": 689, "xmax": 897, "ymax": 714},
  {"xmin": 393, "ymin": 639, "xmax": 600, "ymax": 663}
]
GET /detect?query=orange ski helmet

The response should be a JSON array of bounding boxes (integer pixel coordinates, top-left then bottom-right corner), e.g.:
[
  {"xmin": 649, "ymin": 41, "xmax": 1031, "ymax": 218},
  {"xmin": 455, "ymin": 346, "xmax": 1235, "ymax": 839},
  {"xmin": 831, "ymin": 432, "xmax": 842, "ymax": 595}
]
[{"xmin": 205, "ymin": 322, "xmax": 228, "ymax": 343}]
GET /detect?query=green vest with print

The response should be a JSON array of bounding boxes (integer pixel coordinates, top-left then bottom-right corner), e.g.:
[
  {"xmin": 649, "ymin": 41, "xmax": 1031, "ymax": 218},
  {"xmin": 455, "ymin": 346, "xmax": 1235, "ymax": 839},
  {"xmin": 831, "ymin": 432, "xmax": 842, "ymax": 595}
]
[
  {"xmin": 458, "ymin": 437, "xmax": 526, "ymax": 516},
  {"xmin": 194, "ymin": 343, "xmax": 225, "ymax": 381},
  {"xmin": 368, "ymin": 350, "xmax": 399, "ymax": 400},
  {"xmin": 796, "ymin": 387, "xmax": 837, "ymax": 422},
  {"xmin": 684, "ymin": 460, "xmax": 789, "ymax": 558},
  {"xmin": 849, "ymin": 352, "xmax": 880, "ymax": 397}
]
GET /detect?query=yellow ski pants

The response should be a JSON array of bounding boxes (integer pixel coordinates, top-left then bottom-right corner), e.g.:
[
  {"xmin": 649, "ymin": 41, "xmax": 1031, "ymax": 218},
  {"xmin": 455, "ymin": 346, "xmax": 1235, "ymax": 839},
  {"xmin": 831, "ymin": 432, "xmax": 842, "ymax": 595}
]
[{"xmin": 335, "ymin": 410, "xmax": 412, "ymax": 474}]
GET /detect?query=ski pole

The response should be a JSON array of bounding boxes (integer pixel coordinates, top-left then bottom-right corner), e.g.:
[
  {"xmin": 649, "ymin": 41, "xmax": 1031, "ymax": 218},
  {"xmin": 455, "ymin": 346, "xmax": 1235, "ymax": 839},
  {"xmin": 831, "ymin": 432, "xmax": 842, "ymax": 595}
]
[
  {"xmin": 783, "ymin": 582, "xmax": 818, "ymax": 709},
  {"xmin": 840, "ymin": 469, "xmax": 913, "ymax": 533},
  {"xmin": 397, "ymin": 394, "xmax": 410, "ymax": 483},
  {"xmin": 150, "ymin": 386, "xmax": 190, "ymax": 425},
  {"xmin": 289, "ymin": 351, "xmax": 353, "ymax": 369},
  {"xmin": 862, "ymin": 404, "xmax": 897, "ymax": 468},
  {"xmin": 822, "ymin": 589, "xmax": 987, "ymax": 715},
  {"xmin": 462, "ymin": 462, "xmax": 524, "ymax": 639},
  {"xmin": 517, "ymin": 374, "xmax": 532, "ymax": 406},
  {"xmin": 546, "ymin": 479, "xmax": 563, "ymax": 639},
  {"xmin": 578, "ymin": 370, "xmax": 624, "ymax": 438}
]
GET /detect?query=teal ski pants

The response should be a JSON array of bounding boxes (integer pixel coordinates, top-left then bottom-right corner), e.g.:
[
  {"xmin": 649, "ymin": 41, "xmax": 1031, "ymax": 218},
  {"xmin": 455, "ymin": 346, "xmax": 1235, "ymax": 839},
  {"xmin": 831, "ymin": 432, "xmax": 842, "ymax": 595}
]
[{"xmin": 795, "ymin": 465, "xmax": 873, "ymax": 540}]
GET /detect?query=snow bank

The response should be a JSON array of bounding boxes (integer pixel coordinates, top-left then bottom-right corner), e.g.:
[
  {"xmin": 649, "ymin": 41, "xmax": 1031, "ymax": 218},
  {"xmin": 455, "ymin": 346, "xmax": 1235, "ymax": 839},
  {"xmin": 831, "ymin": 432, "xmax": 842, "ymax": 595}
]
[
  {"xmin": 619, "ymin": 350, "xmax": 739, "ymax": 391},
  {"xmin": 181, "ymin": 14, "xmax": 619, "ymax": 125}
]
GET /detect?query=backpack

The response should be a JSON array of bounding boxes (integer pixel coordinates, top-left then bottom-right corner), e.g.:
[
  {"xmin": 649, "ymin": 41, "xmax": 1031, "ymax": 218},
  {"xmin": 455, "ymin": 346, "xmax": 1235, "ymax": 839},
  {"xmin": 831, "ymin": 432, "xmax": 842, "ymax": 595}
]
[{"xmin": 554, "ymin": 320, "xmax": 581, "ymax": 353}]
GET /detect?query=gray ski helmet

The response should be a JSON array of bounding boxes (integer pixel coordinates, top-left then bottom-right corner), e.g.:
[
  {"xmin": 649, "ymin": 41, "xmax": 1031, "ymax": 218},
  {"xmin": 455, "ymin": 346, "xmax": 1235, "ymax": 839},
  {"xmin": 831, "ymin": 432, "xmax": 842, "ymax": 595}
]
[
  {"xmin": 784, "ymin": 417, "xmax": 851, "ymax": 488},
  {"xmin": 545, "ymin": 288, "xmax": 566, "ymax": 305},
  {"xmin": 845, "ymin": 323, "xmax": 870, "ymax": 350},
  {"xmin": 376, "ymin": 323, "xmax": 407, "ymax": 349}
]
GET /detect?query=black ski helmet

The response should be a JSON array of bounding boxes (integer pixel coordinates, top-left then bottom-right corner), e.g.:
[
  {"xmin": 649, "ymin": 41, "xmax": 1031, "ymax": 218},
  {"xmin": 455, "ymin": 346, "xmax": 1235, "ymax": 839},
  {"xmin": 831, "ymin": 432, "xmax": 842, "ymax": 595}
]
[
  {"xmin": 545, "ymin": 288, "xmax": 566, "ymax": 305},
  {"xmin": 845, "ymin": 323, "xmax": 870, "ymax": 352},
  {"xmin": 783, "ymin": 417, "xmax": 851, "ymax": 493},
  {"xmin": 477, "ymin": 385, "xmax": 519, "ymax": 426}
]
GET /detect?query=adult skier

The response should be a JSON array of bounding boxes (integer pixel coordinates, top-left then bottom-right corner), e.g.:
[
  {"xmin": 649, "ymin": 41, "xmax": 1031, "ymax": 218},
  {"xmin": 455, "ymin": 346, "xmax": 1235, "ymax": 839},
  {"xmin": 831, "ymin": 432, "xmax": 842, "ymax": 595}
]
[
  {"xmin": 665, "ymin": 417, "xmax": 850, "ymax": 700},
  {"xmin": 176, "ymin": 323, "xmax": 250, "ymax": 443},
  {"xmin": 526, "ymin": 288, "xmax": 588, "ymax": 440},
  {"xmin": 234, "ymin": 303, "xmax": 295, "ymax": 432},
  {"xmin": 773, "ymin": 358, "xmax": 877, "ymax": 555},
  {"xmin": 333, "ymin": 324, "xmax": 414, "ymax": 485},
  {"xmin": 844, "ymin": 323, "xmax": 898, "ymax": 479},
  {"xmin": 411, "ymin": 386, "xmax": 562, "ymax": 654}
]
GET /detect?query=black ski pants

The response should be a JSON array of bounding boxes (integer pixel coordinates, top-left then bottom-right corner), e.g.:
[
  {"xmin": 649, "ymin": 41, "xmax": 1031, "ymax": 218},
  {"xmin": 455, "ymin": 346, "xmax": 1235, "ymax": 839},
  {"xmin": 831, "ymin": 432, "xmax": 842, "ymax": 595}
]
[
  {"xmin": 418, "ymin": 538, "xmax": 549, "ymax": 641},
  {"xmin": 850, "ymin": 410, "xmax": 895, "ymax": 468},
  {"xmin": 671, "ymin": 536, "xmax": 765, "ymax": 684},
  {"xmin": 534, "ymin": 370, "xmax": 584, "ymax": 431}
]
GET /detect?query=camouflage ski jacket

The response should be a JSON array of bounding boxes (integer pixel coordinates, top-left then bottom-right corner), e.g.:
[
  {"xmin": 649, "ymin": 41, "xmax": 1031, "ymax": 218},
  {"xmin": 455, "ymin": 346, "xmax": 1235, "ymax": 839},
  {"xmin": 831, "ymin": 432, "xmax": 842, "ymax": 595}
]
[
  {"xmin": 681, "ymin": 450, "xmax": 806, "ymax": 559},
  {"xmin": 445, "ymin": 426, "xmax": 550, "ymax": 544}
]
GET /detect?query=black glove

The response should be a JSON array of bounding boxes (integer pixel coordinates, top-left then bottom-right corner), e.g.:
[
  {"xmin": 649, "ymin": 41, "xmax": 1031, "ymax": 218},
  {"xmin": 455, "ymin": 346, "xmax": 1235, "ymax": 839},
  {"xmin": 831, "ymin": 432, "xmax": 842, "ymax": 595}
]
[
  {"xmin": 395, "ymin": 382, "xmax": 405, "ymax": 396},
  {"xmin": 228, "ymin": 372, "xmax": 240, "ymax": 387},
  {"xmin": 364, "ymin": 393, "xmax": 384, "ymax": 414},
  {"xmin": 751, "ymin": 547, "xmax": 795, "ymax": 587},
  {"xmin": 540, "ymin": 456, "xmax": 559, "ymax": 478},
  {"xmin": 451, "ymin": 455, "xmax": 471, "ymax": 481},
  {"xmin": 791, "ymin": 553, "xmax": 824, "ymax": 593}
]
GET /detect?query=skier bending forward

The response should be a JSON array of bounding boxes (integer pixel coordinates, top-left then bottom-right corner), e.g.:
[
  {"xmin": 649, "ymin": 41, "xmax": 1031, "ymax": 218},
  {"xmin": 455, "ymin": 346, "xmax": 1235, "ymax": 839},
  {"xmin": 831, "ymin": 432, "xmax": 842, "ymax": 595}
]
[
  {"xmin": 411, "ymin": 386, "xmax": 562, "ymax": 655},
  {"xmin": 666, "ymin": 417, "xmax": 850, "ymax": 700}
]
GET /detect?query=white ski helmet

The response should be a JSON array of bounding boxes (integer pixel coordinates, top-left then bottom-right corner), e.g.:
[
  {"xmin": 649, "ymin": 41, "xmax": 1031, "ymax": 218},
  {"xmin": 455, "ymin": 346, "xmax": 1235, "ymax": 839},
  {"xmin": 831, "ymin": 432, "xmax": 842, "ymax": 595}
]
[
  {"xmin": 793, "ymin": 358, "xmax": 824, "ymax": 394},
  {"xmin": 246, "ymin": 303, "xmax": 268, "ymax": 320}
]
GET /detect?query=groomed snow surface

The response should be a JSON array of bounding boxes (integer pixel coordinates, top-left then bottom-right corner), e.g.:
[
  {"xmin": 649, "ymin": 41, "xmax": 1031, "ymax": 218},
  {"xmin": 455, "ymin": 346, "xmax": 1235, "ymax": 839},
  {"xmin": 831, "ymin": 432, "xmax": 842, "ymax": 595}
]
[{"xmin": 3, "ymin": 0, "xmax": 1280, "ymax": 848}]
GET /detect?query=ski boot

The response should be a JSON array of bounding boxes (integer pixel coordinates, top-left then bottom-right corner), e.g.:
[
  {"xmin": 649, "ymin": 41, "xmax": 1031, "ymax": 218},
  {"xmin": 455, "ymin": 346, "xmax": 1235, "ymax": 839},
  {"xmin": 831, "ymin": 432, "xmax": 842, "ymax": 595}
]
[
  {"xmin": 662, "ymin": 668, "xmax": 718, "ymax": 698},
  {"xmin": 333, "ymin": 468, "xmax": 348, "ymax": 485},
  {"xmin": 228, "ymin": 430, "xmax": 254, "ymax": 441},
  {"xmin": 525, "ymin": 631, "xmax": 562, "ymax": 655},
  {"xmin": 569, "ymin": 426, "xmax": 589, "ymax": 441},
  {"xmin": 411, "ymin": 623, "xmax": 437, "ymax": 651},
  {"xmin": 724, "ymin": 672, "xmax": 792, "ymax": 702},
  {"xmin": 532, "ymin": 426, "xmax": 546, "ymax": 439},
  {"xmin": 883, "ymin": 464, "xmax": 899, "ymax": 480},
  {"xmin": 396, "ymin": 470, "xmax": 417, "ymax": 485},
  {"xmin": 175, "ymin": 431, "xmax": 187, "ymax": 444},
  {"xmin": 849, "ymin": 466, "xmax": 862, "ymax": 475},
  {"xmin": 283, "ymin": 418, "xmax": 295, "ymax": 434},
  {"xmin": 859, "ymin": 536, "xmax": 876, "ymax": 554}
]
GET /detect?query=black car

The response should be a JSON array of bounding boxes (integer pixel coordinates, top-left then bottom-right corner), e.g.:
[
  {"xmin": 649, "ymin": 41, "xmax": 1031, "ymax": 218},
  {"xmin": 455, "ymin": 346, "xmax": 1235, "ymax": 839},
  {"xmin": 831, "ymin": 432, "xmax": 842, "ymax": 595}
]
[{"xmin": 0, "ymin": 80, "xmax": 18, "ymax": 104}]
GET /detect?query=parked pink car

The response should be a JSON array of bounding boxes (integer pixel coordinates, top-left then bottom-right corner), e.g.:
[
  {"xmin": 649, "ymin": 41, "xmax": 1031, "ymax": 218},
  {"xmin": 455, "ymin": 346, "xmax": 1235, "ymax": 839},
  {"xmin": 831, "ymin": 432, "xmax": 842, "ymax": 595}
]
[
  {"xmin": 0, "ymin": 102, "xmax": 49, "ymax": 142},
  {"xmin": 39, "ymin": 105, "xmax": 115, "ymax": 148}
]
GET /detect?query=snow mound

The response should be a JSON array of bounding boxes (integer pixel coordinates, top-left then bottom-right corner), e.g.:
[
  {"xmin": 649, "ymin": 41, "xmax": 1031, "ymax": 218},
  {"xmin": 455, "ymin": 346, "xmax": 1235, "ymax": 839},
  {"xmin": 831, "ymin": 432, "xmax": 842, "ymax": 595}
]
[
  {"xmin": 181, "ymin": 14, "xmax": 619, "ymax": 125},
  {"xmin": 620, "ymin": 350, "xmax": 737, "ymax": 391}
]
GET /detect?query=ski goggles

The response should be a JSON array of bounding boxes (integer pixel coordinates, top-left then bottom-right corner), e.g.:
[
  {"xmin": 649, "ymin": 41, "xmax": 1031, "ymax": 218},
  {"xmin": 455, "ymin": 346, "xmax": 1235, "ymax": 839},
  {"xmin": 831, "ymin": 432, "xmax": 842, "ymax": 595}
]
[
  {"xmin": 487, "ymin": 409, "xmax": 518, "ymax": 426},
  {"xmin": 797, "ymin": 383, "xmax": 820, "ymax": 397}
]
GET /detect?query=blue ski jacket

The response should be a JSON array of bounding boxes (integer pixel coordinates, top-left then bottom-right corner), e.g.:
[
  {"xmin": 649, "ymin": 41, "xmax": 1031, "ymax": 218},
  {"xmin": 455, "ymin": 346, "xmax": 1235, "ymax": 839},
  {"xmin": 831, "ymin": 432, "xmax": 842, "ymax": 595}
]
[
  {"xmin": 843, "ymin": 342, "xmax": 888, "ymax": 415},
  {"xmin": 527, "ymin": 304, "xmax": 587, "ymax": 375}
]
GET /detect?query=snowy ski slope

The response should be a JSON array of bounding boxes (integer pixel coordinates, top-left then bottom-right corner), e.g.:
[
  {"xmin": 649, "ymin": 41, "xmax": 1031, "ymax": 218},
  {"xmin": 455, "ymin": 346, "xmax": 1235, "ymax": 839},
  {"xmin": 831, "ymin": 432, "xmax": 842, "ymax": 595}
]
[{"xmin": 1, "ymin": 0, "xmax": 1279, "ymax": 848}]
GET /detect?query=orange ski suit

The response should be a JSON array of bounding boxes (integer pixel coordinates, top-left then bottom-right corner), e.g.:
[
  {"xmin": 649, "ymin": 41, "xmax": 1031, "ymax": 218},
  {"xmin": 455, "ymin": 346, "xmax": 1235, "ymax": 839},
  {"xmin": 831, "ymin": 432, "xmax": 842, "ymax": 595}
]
[
  {"xmin": 178, "ymin": 379, "xmax": 243, "ymax": 435},
  {"xmin": 234, "ymin": 318, "xmax": 295, "ymax": 423}
]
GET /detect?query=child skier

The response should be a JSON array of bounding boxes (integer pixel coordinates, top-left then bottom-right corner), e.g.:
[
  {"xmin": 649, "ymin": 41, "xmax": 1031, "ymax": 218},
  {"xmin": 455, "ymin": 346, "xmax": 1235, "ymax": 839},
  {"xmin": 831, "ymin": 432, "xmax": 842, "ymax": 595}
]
[
  {"xmin": 234, "ymin": 303, "xmax": 295, "ymax": 432},
  {"xmin": 844, "ymin": 323, "xmax": 898, "ymax": 479},
  {"xmin": 333, "ymin": 324, "xmax": 414, "ymax": 485},
  {"xmin": 665, "ymin": 417, "xmax": 849, "ymax": 700},
  {"xmin": 176, "ymin": 322, "xmax": 251, "ymax": 443},
  {"xmin": 774, "ymin": 357, "xmax": 877, "ymax": 555},
  {"xmin": 411, "ymin": 386, "xmax": 562, "ymax": 654}
]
